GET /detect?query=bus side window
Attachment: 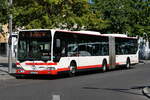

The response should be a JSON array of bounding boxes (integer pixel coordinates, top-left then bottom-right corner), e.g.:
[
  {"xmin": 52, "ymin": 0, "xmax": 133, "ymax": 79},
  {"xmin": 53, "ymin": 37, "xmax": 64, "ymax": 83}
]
[
  {"xmin": 101, "ymin": 44, "xmax": 108, "ymax": 56},
  {"xmin": 79, "ymin": 45, "xmax": 92, "ymax": 56},
  {"xmin": 56, "ymin": 39, "xmax": 61, "ymax": 48}
]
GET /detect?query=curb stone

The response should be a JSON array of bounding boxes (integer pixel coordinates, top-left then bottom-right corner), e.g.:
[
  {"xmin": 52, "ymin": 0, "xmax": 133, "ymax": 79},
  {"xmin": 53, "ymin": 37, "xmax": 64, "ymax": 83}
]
[{"xmin": 142, "ymin": 87, "xmax": 150, "ymax": 98}]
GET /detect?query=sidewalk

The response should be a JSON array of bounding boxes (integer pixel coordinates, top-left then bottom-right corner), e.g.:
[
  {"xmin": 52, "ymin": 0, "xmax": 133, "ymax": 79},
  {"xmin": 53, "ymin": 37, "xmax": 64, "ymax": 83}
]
[
  {"xmin": 0, "ymin": 67, "xmax": 15, "ymax": 80},
  {"xmin": 0, "ymin": 56, "xmax": 16, "ymax": 80}
]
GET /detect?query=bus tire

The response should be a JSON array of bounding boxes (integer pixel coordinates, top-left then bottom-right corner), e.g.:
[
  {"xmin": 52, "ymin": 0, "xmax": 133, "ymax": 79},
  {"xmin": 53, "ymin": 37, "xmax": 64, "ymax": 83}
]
[
  {"xmin": 69, "ymin": 62, "xmax": 77, "ymax": 77},
  {"xmin": 102, "ymin": 60, "xmax": 107, "ymax": 72},
  {"xmin": 126, "ymin": 58, "xmax": 131, "ymax": 69}
]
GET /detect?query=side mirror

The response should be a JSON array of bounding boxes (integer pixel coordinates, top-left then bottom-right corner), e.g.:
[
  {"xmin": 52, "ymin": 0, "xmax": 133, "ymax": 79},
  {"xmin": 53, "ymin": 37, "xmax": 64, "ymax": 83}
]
[{"xmin": 56, "ymin": 39, "xmax": 61, "ymax": 48}]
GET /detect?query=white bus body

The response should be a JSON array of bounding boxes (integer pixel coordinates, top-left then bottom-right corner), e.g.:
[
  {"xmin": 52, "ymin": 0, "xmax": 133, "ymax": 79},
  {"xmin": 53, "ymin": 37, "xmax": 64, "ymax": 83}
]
[{"xmin": 16, "ymin": 29, "xmax": 139, "ymax": 76}]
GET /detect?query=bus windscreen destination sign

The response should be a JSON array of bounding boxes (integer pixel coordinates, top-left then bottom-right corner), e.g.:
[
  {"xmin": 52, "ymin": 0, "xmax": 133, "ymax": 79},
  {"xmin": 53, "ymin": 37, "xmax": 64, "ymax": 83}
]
[{"xmin": 20, "ymin": 31, "xmax": 50, "ymax": 38}]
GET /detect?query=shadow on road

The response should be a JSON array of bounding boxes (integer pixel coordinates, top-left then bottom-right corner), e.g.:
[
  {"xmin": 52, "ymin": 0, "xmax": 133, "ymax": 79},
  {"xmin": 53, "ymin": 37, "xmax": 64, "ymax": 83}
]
[
  {"xmin": 82, "ymin": 85, "xmax": 150, "ymax": 96},
  {"xmin": 13, "ymin": 66, "xmax": 136, "ymax": 80}
]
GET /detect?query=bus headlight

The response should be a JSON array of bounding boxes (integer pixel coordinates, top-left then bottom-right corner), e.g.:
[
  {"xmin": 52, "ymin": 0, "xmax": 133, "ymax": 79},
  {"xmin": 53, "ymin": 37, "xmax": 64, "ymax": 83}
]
[
  {"xmin": 18, "ymin": 70, "xmax": 25, "ymax": 73},
  {"xmin": 16, "ymin": 67, "xmax": 25, "ymax": 73},
  {"xmin": 47, "ymin": 67, "xmax": 56, "ymax": 70}
]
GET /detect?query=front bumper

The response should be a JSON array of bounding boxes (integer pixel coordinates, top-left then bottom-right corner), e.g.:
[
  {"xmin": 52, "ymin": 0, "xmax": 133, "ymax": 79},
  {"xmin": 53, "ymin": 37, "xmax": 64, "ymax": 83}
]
[{"xmin": 16, "ymin": 69, "xmax": 58, "ymax": 75}]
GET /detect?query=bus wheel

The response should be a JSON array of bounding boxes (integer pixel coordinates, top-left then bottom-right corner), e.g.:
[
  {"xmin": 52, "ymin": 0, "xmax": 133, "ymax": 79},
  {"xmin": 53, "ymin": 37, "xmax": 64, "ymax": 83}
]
[
  {"xmin": 126, "ymin": 58, "xmax": 131, "ymax": 69},
  {"xmin": 69, "ymin": 62, "xmax": 77, "ymax": 77},
  {"xmin": 102, "ymin": 61, "xmax": 107, "ymax": 72}
]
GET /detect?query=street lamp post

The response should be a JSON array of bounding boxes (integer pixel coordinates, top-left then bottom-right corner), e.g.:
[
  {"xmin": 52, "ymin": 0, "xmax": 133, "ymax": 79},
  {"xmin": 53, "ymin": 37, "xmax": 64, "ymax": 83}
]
[{"xmin": 8, "ymin": 0, "xmax": 13, "ymax": 74}]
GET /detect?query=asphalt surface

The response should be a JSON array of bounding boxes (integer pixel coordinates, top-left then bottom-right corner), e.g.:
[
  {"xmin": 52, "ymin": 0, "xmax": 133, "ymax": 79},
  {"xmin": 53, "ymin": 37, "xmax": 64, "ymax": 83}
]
[
  {"xmin": 0, "ymin": 56, "xmax": 16, "ymax": 80},
  {"xmin": 0, "ymin": 63, "xmax": 150, "ymax": 100}
]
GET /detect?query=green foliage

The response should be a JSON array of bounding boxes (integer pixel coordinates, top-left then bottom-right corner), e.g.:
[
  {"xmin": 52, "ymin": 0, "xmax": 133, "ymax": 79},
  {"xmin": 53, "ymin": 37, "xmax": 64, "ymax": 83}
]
[
  {"xmin": 12, "ymin": 0, "xmax": 108, "ymax": 31},
  {"xmin": 0, "ymin": 0, "xmax": 8, "ymax": 24},
  {"xmin": 1, "ymin": 0, "xmax": 149, "ymax": 36},
  {"xmin": 94, "ymin": 0, "xmax": 150, "ymax": 36}
]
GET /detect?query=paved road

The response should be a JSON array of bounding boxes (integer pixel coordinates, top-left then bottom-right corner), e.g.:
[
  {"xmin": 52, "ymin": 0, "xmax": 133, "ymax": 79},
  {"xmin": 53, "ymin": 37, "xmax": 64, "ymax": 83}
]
[
  {"xmin": 0, "ymin": 56, "xmax": 16, "ymax": 80},
  {"xmin": 0, "ymin": 63, "xmax": 150, "ymax": 100}
]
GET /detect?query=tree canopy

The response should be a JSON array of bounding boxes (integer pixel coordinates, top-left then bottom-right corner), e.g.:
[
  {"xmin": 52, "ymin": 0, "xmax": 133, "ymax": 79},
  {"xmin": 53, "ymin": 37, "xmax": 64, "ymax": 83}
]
[
  {"xmin": 12, "ymin": 0, "xmax": 109, "ymax": 31},
  {"xmin": 0, "ymin": 0, "xmax": 149, "ymax": 36},
  {"xmin": 93, "ymin": 0, "xmax": 150, "ymax": 36},
  {"xmin": 0, "ymin": 0, "xmax": 8, "ymax": 24}
]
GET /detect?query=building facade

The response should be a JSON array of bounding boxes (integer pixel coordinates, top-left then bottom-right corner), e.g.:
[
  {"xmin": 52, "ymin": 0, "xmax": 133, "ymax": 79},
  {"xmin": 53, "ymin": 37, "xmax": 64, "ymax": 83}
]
[{"xmin": 0, "ymin": 24, "xmax": 8, "ymax": 56}]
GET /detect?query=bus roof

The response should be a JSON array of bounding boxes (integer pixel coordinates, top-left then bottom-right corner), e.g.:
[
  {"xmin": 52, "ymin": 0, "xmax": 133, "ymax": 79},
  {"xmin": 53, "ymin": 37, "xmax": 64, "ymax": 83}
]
[
  {"xmin": 58, "ymin": 30, "xmax": 137, "ymax": 39},
  {"xmin": 74, "ymin": 31, "xmax": 101, "ymax": 35},
  {"xmin": 19, "ymin": 29, "xmax": 137, "ymax": 39},
  {"xmin": 19, "ymin": 29, "xmax": 51, "ymax": 32},
  {"xmin": 19, "ymin": 29, "xmax": 100, "ymax": 35},
  {"xmin": 102, "ymin": 34, "xmax": 127, "ymax": 37}
]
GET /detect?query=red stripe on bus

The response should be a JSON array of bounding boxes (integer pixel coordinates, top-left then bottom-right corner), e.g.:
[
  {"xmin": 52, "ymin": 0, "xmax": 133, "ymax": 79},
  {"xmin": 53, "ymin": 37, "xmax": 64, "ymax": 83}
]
[
  {"xmin": 107, "ymin": 64, "xmax": 110, "ymax": 66},
  {"xmin": 56, "ymin": 65, "xmax": 103, "ymax": 72},
  {"xmin": 57, "ymin": 68, "xmax": 70, "ymax": 71},
  {"xmin": 16, "ymin": 62, "xmax": 20, "ymax": 65},
  {"xmin": 77, "ymin": 65, "xmax": 102, "ymax": 70},
  {"xmin": 116, "ymin": 62, "xmax": 125, "ymax": 65},
  {"xmin": 16, "ymin": 63, "xmax": 115, "ymax": 75},
  {"xmin": 25, "ymin": 63, "xmax": 57, "ymax": 65}
]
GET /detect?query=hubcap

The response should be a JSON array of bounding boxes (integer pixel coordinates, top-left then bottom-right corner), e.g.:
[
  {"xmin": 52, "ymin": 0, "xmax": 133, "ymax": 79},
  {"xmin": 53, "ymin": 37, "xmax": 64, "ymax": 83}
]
[
  {"xmin": 70, "ymin": 66, "xmax": 75, "ymax": 74},
  {"xmin": 103, "ymin": 65, "xmax": 106, "ymax": 71},
  {"xmin": 126, "ymin": 62, "xmax": 130, "ymax": 68}
]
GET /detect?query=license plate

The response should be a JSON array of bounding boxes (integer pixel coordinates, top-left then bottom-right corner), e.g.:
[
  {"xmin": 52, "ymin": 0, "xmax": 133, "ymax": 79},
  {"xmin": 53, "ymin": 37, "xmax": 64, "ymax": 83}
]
[{"xmin": 30, "ymin": 72, "xmax": 38, "ymax": 74}]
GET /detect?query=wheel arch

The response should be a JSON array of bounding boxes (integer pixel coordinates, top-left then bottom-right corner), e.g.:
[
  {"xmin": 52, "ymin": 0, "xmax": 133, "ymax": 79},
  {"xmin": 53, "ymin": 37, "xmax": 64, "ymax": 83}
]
[
  {"xmin": 70, "ymin": 60, "xmax": 77, "ymax": 67},
  {"xmin": 102, "ymin": 58, "xmax": 108, "ymax": 67},
  {"xmin": 127, "ymin": 57, "xmax": 130, "ymax": 63}
]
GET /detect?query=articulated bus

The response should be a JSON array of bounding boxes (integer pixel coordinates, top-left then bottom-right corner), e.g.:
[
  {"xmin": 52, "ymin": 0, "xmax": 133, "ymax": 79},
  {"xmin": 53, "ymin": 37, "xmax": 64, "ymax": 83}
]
[{"xmin": 16, "ymin": 29, "xmax": 139, "ymax": 77}]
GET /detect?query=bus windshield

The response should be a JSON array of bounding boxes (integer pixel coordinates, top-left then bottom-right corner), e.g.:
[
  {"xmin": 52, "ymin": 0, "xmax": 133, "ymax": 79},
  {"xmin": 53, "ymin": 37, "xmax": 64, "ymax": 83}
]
[{"xmin": 17, "ymin": 31, "xmax": 51, "ymax": 61}]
